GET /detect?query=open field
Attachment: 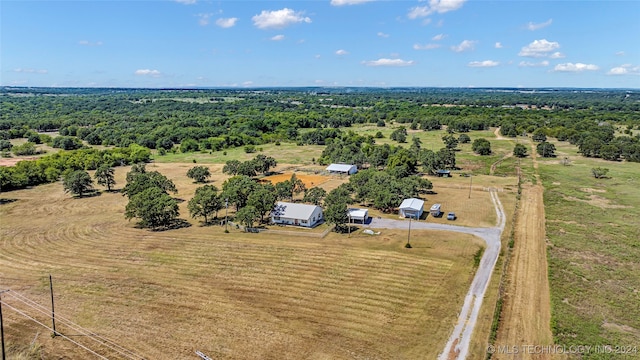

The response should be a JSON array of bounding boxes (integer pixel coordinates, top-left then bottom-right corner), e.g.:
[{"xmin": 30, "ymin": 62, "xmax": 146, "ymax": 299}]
[
  {"xmin": 1, "ymin": 164, "xmax": 483, "ymax": 359},
  {"xmin": 262, "ymin": 172, "xmax": 332, "ymax": 189},
  {"xmin": 538, "ymin": 142, "xmax": 640, "ymax": 356}
]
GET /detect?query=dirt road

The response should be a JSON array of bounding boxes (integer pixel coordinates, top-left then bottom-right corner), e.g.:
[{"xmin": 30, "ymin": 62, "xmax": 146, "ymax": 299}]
[
  {"xmin": 366, "ymin": 189, "xmax": 506, "ymax": 360},
  {"xmin": 494, "ymin": 142, "xmax": 553, "ymax": 359}
]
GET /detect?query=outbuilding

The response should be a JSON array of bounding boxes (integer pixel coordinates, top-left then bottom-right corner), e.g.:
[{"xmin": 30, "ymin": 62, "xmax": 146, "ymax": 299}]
[
  {"xmin": 347, "ymin": 208, "xmax": 369, "ymax": 224},
  {"xmin": 326, "ymin": 163, "xmax": 358, "ymax": 175},
  {"xmin": 271, "ymin": 202, "xmax": 324, "ymax": 228},
  {"xmin": 430, "ymin": 203, "xmax": 443, "ymax": 217},
  {"xmin": 398, "ymin": 198, "xmax": 424, "ymax": 219}
]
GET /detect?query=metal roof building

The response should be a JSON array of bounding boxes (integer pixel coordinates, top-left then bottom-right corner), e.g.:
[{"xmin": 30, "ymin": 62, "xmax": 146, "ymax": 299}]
[
  {"xmin": 326, "ymin": 163, "xmax": 358, "ymax": 175},
  {"xmin": 271, "ymin": 201, "xmax": 324, "ymax": 228},
  {"xmin": 399, "ymin": 198, "xmax": 425, "ymax": 219}
]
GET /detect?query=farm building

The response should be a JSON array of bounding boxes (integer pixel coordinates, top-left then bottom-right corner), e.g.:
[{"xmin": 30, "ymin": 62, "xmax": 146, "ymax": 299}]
[
  {"xmin": 399, "ymin": 198, "xmax": 424, "ymax": 219},
  {"xmin": 326, "ymin": 163, "xmax": 358, "ymax": 175},
  {"xmin": 271, "ymin": 202, "xmax": 324, "ymax": 228},
  {"xmin": 347, "ymin": 208, "xmax": 369, "ymax": 224},
  {"xmin": 435, "ymin": 169, "xmax": 451, "ymax": 177}
]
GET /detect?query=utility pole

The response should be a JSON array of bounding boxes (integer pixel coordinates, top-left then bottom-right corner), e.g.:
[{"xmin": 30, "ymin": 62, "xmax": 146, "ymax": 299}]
[
  {"xmin": 224, "ymin": 198, "xmax": 229, "ymax": 232},
  {"xmin": 405, "ymin": 216, "xmax": 412, "ymax": 248},
  {"xmin": 347, "ymin": 212, "xmax": 351, "ymax": 238},
  {"xmin": 1, "ymin": 289, "xmax": 8, "ymax": 360},
  {"xmin": 49, "ymin": 275, "xmax": 57, "ymax": 337},
  {"xmin": 468, "ymin": 175, "xmax": 473, "ymax": 199}
]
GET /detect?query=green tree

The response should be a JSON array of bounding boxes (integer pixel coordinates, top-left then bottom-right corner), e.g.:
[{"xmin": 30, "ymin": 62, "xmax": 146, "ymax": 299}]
[
  {"xmin": 186, "ymin": 166, "xmax": 211, "ymax": 183},
  {"xmin": 94, "ymin": 165, "xmax": 116, "ymax": 191},
  {"xmin": 289, "ymin": 173, "xmax": 306, "ymax": 199},
  {"xmin": 235, "ymin": 205, "xmax": 259, "ymax": 230},
  {"xmin": 303, "ymin": 187, "xmax": 327, "ymax": 206},
  {"xmin": 12, "ymin": 142, "xmax": 37, "ymax": 156},
  {"xmin": 122, "ymin": 170, "xmax": 177, "ymax": 199},
  {"xmin": 599, "ymin": 144, "xmax": 621, "ymax": 161},
  {"xmin": 442, "ymin": 134, "xmax": 459, "ymax": 150},
  {"xmin": 390, "ymin": 127, "xmax": 407, "ymax": 143},
  {"xmin": 472, "ymin": 138, "xmax": 492, "ymax": 155},
  {"xmin": 125, "ymin": 187, "xmax": 179, "ymax": 229},
  {"xmin": 222, "ymin": 160, "xmax": 241, "ymax": 176},
  {"xmin": 591, "ymin": 167, "xmax": 609, "ymax": 179},
  {"xmin": 513, "ymin": 143, "xmax": 528, "ymax": 158},
  {"xmin": 324, "ymin": 199, "xmax": 348, "ymax": 232},
  {"xmin": 532, "ymin": 128, "xmax": 547, "ymax": 143},
  {"xmin": 458, "ymin": 133, "xmax": 471, "ymax": 144},
  {"xmin": 237, "ymin": 161, "xmax": 257, "ymax": 177},
  {"xmin": 63, "ymin": 170, "xmax": 94, "ymax": 197},
  {"xmin": 180, "ymin": 138, "xmax": 200, "ymax": 153},
  {"xmin": 536, "ymin": 142, "xmax": 556, "ymax": 158},
  {"xmin": 188, "ymin": 185, "xmax": 222, "ymax": 224},
  {"xmin": 222, "ymin": 175, "xmax": 256, "ymax": 210},
  {"xmin": 252, "ymin": 154, "xmax": 277, "ymax": 175},
  {"xmin": 247, "ymin": 184, "xmax": 277, "ymax": 223}
]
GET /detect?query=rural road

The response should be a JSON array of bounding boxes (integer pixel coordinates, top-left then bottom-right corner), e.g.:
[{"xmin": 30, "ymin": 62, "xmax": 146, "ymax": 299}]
[{"xmin": 365, "ymin": 190, "xmax": 506, "ymax": 360}]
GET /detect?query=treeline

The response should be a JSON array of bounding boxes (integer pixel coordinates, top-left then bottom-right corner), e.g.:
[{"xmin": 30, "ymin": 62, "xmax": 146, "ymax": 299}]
[{"xmin": 0, "ymin": 145, "xmax": 151, "ymax": 191}]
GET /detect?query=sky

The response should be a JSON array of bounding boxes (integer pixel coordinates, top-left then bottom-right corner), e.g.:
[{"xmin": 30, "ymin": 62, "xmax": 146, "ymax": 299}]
[{"xmin": 2, "ymin": 0, "xmax": 639, "ymax": 88}]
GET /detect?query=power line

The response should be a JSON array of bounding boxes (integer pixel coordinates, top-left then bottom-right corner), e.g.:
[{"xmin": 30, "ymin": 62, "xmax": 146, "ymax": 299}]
[
  {"xmin": 4, "ymin": 291, "xmax": 145, "ymax": 360},
  {"xmin": 0, "ymin": 300, "xmax": 109, "ymax": 360}
]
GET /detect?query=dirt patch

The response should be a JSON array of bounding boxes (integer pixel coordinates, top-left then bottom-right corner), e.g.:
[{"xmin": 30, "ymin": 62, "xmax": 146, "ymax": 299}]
[
  {"xmin": 562, "ymin": 194, "xmax": 631, "ymax": 209},
  {"xmin": 262, "ymin": 173, "xmax": 331, "ymax": 188},
  {"xmin": 580, "ymin": 187, "xmax": 606, "ymax": 193},
  {"xmin": 603, "ymin": 322, "xmax": 640, "ymax": 337},
  {"xmin": 494, "ymin": 185, "xmax": 553, "ymax": 360},
  {"xmin": 0, "ymin": 157, "xmax": 38, "ymax": 166}
]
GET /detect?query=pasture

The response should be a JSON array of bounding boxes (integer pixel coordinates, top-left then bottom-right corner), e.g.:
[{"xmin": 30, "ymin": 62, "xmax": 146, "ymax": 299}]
[{"xmin": 0, "ymin": 164, "xmax": 487, "ymax": 359}]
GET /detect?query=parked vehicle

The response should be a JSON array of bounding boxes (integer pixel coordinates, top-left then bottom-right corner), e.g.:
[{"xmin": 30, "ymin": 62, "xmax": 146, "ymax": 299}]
[{"xmin": 447, "ymin": 212, "xmax": 456, "ymax": 220}]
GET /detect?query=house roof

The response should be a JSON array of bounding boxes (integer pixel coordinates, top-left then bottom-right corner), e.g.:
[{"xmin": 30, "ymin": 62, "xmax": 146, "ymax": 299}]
[
  {"xmin": 399, "ymin": 198, "xmax": 425, "ymax": 211},
  {"xmin": 348, "ymin": 208, "xmax": 368, "ymax": 219},
  {"xmin": 272, "ymin": 202, "xmax": 321, "ymax": 220},
  {"xmin": 326, "ymin": 163, "xmax": 356, "ymax": 172}
]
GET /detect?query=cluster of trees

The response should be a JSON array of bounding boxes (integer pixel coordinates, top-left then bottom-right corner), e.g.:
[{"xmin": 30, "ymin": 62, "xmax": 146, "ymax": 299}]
[
  {"xmin": 222, "ymin": 154, "xmax": 277, "ymax": 177},
  {"xmin": 123, "ymin": 164, "xmax": 180, "ymax": 229},
  {"xmin": 318, "ymin": 131, "xmax": 457, "ymax": 177},
  {"xmin": 0, "ymin": 145, "xmax": 150, "ymax": 192}
]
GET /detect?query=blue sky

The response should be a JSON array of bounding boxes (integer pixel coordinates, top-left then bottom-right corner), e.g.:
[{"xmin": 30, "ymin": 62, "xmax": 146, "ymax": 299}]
[{"xmin": 2, "ymin": 0, "xmax": 639, "ymax": 88}]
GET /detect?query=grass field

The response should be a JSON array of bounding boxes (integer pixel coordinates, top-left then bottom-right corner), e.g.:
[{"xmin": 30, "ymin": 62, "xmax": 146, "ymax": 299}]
[
  {"xmin": 538, "ymin": 140, "xmax": 640, "ymax": 356},
  {"xmin": 1, "ymin": 164, "xmax": 486, "ymax": 359}
]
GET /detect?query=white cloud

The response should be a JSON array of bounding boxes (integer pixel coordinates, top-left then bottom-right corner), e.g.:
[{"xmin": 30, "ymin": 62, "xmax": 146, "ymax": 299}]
[
  {"xmin": 362, "ymin": 58, "xmax": 415, "ymax": 67},
  {"xmin": 242, "ymin": 81, "xmax": 254, "ymax": 87},
  {"xmin": 216, "ymin": 17, "xmax": 238, "ymax": 28},
  {"xmin": 336, "ymin": 49, "xmax": 349, "ymax": 55},
  {"xmin": 135, "ymin": 69, "xmax": 161, "ymax": 76},
  {"xmin": 413, "ymin": 43, "xmax": 440, "ymax": 50},
  {"xmin": 549, "ymin": 52, "xmax": 565, "ymax": 59},
  {"xmin": 271, "ymin": 34, "xmax": 285, "ymax": 41},
  {"xmin": 78, "ymin": 40, "xmax": 103, "ymax": 46},
  {"xmin": 330, "ymin": 0, "xmax": 375, "ymax": 6},
  {"xmin": 494, "ymin": 42, "xmax": 503, "ymax": 49},
  {"xmin": 408, "ymin": 0, "xmax": 467, "ymax": 19},
  {"xmin": 13, "ymin": 68, "xmax": 48, "ymax": 74},
  {"xmin": 175, "ymin": 0, "xmax": 196, "ymax": 4},
  {"xmin": 519, "ymin": 60, "xmax": 549, "ymax": 67},
  {"xmin": 377, "ymin": 32, "xmax": 390, "ymax": 38},
  {"xmin": 616, "ymin": 51, "xmax": 625, "ymax": 56},
  {"xmin": 526, "ymin": 19, "xmax": 553, "ymax": 31},
  {"xmin": 518, "ymin": 39, "xmax": 560, "ymax": 57},
  {"xmin": 432, "ymin": 33, "xmax": 446, "ymax": 41},
  {"xmin": 197, "ymin": 13, "xmax": 213, "ymax": 26},
  {"xmin": 451, "ymin": 40, "xmax": 476, "ymax": 52},
  {"xmin": 468, "ymin": 60, "xmax": 499, "ymax": 67},
  {"xmin": 553, "ymin": 63, "xmax": 599, "ymax": 72},
  {"xmin": 607, "ymin": 64, "xmax": 640, "ymax": 75},
  {"xmin": 252, "ymin": 8, "xmax": 311, "ymax": 30}
]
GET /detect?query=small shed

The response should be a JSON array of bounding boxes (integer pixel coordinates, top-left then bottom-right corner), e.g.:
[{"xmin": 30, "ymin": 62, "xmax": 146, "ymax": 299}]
[
  {"xmin": 399, "ymin": 198, "xmax": 424, "ymax": 219},
  {"xmin": 271, "ymin": 202, "xmax": 324, "ymax": 228},
  {"xmin": 326, "ymin": 163, "xmax": 358, "ymax": 175},
  {"xmin": 436, "ymin": 169, "xmax": 451, "ymax": 177},
  {"xmin": 430, "ymin": 203, "xmax": 442, "ymax": 217},
  {"xmin": 348, "ymin": 208, "xmax": 369, "ymax": 224}
]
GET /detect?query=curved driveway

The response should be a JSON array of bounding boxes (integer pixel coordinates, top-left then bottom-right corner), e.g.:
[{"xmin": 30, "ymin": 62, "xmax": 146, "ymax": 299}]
[{"xmin": 365, "ymin": 190, "xmax": 506, "ymax": 360}]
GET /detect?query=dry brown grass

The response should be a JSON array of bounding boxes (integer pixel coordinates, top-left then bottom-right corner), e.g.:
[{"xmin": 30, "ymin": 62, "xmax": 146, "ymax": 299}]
[
  {"xmin": 262, "ymin": 172, "xmax": 332, "ymax": 189},
  {"xmin": 0, "ymin": 163, "xmax": 481, "ymax": 360}
]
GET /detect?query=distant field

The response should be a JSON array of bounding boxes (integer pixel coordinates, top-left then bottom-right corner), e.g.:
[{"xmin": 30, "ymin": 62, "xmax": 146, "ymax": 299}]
[
  {"xmin": 538, "ymin": 141, "xmax": 640, "ymax": 353},
  {"xmin": 0, "ymin": 163, "xmax": 484, "ymax": 359}
]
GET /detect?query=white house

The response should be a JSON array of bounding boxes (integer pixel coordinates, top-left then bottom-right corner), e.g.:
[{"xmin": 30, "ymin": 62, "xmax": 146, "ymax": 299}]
[
  {"xmin": 348, "ymin": 208, "xmax": 369, "ymax": 224},
  {"xmin": 399, "ymin": 198, "xmax": 425, "ymax": 219},
  {"xmin": 271, "ymin": 202, "xmax": 324, "ymax": 228},
  {"xmin": 326, "ymin": 163, "xmax": 358, "ymax": 175}
]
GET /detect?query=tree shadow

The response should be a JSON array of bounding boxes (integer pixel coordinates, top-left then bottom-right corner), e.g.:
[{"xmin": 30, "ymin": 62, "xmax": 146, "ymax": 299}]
[
  {"xmin": 149, "ymin": 219, "xmax": 192, "ymax": 232},
  {"xmin": 73, "ymin": 191, "xmax": 101, "ymax": 199},
  {"xmin": 0, "ymin": 198, "xmax": 18, "ymax": 205}
]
